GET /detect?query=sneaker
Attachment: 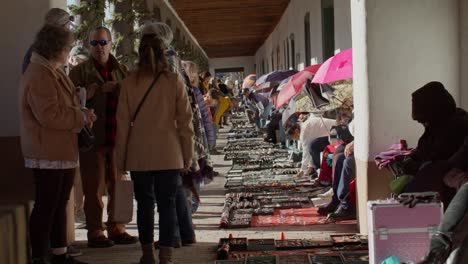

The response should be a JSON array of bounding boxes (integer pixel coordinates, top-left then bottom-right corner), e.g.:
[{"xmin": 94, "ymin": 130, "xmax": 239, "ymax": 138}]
[
  {"xmin": 318, "ymin": 188, "xmax": 334, "ymax": 198},
  {"xmin": 87, "ymin": 236, "xmax": 114, "ymax": 248},
  {"xmin": 51, "ymin": 254, "xmax": 88, "ymax": 264},
  {"xmin": 66, "ymin": 246, "xmax": 82, "ymax": 257},
  {"xmin": 327, "ymin": 206, "xmax": 356, "ymax": 221},
  {"xmin": 109, "ymin": 232, "xmax": 138, "ymax": 245}
]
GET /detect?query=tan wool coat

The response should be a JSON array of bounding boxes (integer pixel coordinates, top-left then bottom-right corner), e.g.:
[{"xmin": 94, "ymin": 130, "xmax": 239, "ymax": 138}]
[
  {"xmin": 115, "ymin": 71, "xmax": 194, "ymax": 171},
  {"xmin": 20, "ymin": 53, "xmax": 85, "ymax": 162}
]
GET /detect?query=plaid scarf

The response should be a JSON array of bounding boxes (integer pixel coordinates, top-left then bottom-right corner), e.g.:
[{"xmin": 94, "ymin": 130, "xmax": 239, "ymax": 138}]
[{"xmin": 95, "ymin": 62, "xmax": 118, "ymax": 148}]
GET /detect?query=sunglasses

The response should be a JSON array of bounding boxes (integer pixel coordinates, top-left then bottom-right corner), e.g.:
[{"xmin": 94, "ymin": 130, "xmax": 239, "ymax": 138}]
[{"xmin": 90, "ymin": 40, "xmax": 110, "ymax": 47}]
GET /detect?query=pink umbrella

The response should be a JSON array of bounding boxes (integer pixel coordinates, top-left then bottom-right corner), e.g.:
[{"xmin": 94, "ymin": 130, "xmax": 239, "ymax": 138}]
[
  {"xmin": 312, "ymin": 48, "xmax": 352, "ymax": 84},
  {"xmin": 276, "ymin": 63, "xmax": 321, "ymax": 108}
]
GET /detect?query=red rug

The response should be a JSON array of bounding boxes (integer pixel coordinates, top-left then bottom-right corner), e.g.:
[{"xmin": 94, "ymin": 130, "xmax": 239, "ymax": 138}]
[{"xmin": 251, "ymin": 207, "xmax": 357, "ymax": 227}]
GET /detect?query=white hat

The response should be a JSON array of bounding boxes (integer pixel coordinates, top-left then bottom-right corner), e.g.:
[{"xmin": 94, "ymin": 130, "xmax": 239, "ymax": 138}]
[
  {"xmin": 140, "ymin": 22, "xmax": 173, "ymax": 48},
  {"xmin": 45, "ymin": 8, "xmax": 74, "ymax": 26}
]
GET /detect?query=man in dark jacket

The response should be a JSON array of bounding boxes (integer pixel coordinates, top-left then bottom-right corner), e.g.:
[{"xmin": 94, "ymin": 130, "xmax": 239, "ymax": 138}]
[
  {"xmin": 405, "ymin": 81, "xmax": 468, "ymax": 206},
  {"xmin": 69, "ymin": 26, "xmax": 137, "ymax": 248}
]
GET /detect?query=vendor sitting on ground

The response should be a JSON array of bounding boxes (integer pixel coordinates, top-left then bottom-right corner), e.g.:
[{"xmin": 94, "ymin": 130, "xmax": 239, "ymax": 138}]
[
  {"xmin": 286, "ymin": 115, "xmax": 336, "ymax": 178},
  {"xmin": 402, "ymin": 81, "xmax": 468, "ymax": 207},
  {"xmin": 243, "ymin": 88, "xmax": 272, "ymax": 129},
  {"xmin": 404, "ymin": 137, "xmax": 468, "ymax": 264},
  {"xmin": 318, "ymin": 120, "xmax": 356, "ymax": 219}
]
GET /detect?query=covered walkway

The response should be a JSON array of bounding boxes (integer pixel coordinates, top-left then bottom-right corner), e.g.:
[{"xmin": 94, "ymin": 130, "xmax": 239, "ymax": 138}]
[{"xmin": 72, "ymin": 127, "xmax": 357, "ymax": 263}]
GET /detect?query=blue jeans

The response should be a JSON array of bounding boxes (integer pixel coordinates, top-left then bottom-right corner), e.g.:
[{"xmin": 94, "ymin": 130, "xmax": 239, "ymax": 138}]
[
  {"xmin": 260, "ymin": 102, "xmax": 273, "ymax": 128},
  {"xmin": 331, "ymin": 152, "xmax": 346, "ymax": 206},
  {"xmin": 337, "ymin": 154, "xmax": 356, "ymax": 210},
  {"xmin": 210, "ymin": 123, "xmax": 218, "ymax": 151},
  {"xmin": 191, "ymin": 179, "xmax": 201, "ymax": 214},
  {"xmin": 131, "ymin": 170, "xmax": 179, "ymax": 246},
  {"xmin": 174, "ymin": 179, "xmax": 195, "ymax": 243}
]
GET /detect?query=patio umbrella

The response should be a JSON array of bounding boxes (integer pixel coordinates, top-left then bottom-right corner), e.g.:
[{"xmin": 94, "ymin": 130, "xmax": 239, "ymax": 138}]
[
  {"xmin": 304, "ymin": 81, "xmax": 330, "ymax": 109},
  {"xmin": 242, "ymin": 74, "xmax": 256, "ymax": 89},
  {"xmin": 269, "ymin": 76, "xmax": 292, "ymax": 97},
  {"xmin": 255, "ymin": 70, "xmax": 297, "ymax": 91},
  {"xmin": 275, "ymin": 63, "xmax": 321, "ymax": 108},
  {"xmin": 312, "ymin": 48, "xmax": 353, "ymax": 84}
]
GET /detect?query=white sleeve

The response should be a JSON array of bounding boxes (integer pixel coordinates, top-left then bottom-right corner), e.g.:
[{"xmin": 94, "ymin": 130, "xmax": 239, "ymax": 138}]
[
  {"xmin": 348, "ymin": 120, "xmax": 355, "ymax": 136},
  {"xmin": 301, "ymin": 141, "xmax": 312, "ymax": 172}
]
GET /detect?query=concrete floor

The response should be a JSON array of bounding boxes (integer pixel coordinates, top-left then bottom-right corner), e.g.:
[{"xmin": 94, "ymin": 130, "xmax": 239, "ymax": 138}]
[{"xmin": 73, "ymin": 127, "xmax": 358, "ymax": 264}]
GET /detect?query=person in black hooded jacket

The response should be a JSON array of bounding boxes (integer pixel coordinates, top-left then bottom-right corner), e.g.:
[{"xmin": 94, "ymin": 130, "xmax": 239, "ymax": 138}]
[{"xmin": 404, "ymin": 81, "xmax": 468, "ymax": 206}]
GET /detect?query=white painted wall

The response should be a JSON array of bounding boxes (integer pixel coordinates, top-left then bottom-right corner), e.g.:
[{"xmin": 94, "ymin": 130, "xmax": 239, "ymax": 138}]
[
  {"xmin": 209, "ymin": 56, "xmax": 255, "ymax": 75},
  {"xmin": 461, "ymin": 0, "xmax": 468, "ymax": 110},
  {"xmin": 334, "ymin": 0, "xmax": 352, "ymax": 54},
  {"xmin": 0, "ymin": 0, "xmax": 67, "ymax": 137},
  {"xmin": 351, "ymin": 0, "xmax": 460, "ymax": 233},
  {"xmin": 357, "ymin": 0, "xmax": 459, "ymax": 159},
  {"xmin": 254, "ymin": 0, "xmax": 352, "ymax": 75}
]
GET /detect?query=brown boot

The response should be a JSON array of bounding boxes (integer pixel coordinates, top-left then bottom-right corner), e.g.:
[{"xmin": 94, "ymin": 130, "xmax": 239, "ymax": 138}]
[
  {"xmin": 159, "ymin": 247, "xmax": 174, "ymax": 264},
  {"xmin": 139, "ymin": 243, "xmax": 156, "ymax": 264}
]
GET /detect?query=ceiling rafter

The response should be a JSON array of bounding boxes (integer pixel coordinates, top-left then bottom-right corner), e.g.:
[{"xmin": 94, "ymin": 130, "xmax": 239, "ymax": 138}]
[{"xmin": 169, "ymin": 0, "xmax": 289, "ymax": 58}]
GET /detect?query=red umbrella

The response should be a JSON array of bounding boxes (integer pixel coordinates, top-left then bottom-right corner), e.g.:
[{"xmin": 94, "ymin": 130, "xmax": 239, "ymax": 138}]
[
  {"xmin": 312, "ymin": 49, "xmax": 352, "ymax": 84},
  {"xmin": 276, "ymin": 64, "xmax": 321, "ymax": 108}
]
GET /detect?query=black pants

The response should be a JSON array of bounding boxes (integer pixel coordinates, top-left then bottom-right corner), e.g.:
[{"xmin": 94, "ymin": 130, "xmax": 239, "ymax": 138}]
[
  {"xmin": 131, "ymin": 170, "xmax": 179, "ymax": 247},
  {"xmin": 309, "ymin": 136, "xmax": 330, "ymax": 170},
  {"xmin": 30, "ymin": 169, "xmax": 75, "ymax": 260}
]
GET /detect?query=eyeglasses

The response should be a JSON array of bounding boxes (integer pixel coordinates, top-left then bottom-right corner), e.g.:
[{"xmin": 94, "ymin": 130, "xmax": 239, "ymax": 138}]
[{"xmin": 90, "ymin": 40, "xmax": 110, "ymax": 47}]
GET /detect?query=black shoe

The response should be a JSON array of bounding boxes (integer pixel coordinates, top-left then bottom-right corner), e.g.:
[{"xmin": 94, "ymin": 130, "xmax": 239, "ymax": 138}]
[
  {"xmin": 87, "ymin": 236, "xmax": 115, "ymax": 248},
  {"xmin": 317, "ymin": 201, "xmax": 338, "ymax": 216},
  {"xmin": 109, "ymin": 232, "xmax": 139, "ymax": 245},
  {"xmin": 51, "ymin": 254, "xmax": 88, "ymax": 264},
  {"xmin": 327, "ymin": 206, "xmax": 356, "ymax": 221}
]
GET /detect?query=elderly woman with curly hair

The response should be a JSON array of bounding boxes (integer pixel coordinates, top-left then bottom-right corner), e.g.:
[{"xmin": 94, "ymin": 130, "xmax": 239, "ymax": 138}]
[{"xmin": 20, "ymin": 25, "xmax": 96, "ymax": 264}]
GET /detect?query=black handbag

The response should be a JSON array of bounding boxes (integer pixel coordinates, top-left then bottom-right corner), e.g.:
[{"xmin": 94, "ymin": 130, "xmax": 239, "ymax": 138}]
[{"xmin": 78, "ymin": 125, "xmax": 96, "ymax": 152}]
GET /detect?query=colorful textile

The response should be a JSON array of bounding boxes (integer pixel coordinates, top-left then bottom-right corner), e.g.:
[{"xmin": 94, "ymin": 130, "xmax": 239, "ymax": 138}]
[
  {"xmin": 318, "ymin": 141, "xmax": 345, "ymax": 185},
  {"xmin": 374, "ymin": 140, "xmax": 415, "ymax": 170}
]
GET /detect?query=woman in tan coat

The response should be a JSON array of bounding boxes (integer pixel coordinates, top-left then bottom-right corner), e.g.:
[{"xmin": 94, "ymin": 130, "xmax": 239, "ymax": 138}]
[
  {"xmin": 19, "ymin": 25, "xmax": 95, "ymax": 264},
  {"xmin": 115, "ymin": 23, "xmax": 194, "ymax": 264}
]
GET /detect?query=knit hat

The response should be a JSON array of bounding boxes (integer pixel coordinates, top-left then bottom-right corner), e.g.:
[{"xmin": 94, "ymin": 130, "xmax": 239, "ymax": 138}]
[
  {"xmin": 140, "ymin": 22, "xmax": 173, "ymax": 48},
  {"xmin": 44, "ymin": 8, "xmax": 74, "ymax": 26}
]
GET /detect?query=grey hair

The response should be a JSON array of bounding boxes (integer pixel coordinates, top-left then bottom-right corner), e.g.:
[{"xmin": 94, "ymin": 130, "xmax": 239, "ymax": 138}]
[{"xmin": 140, "ymin": 21, "xmax": 173, "ymax": 49}]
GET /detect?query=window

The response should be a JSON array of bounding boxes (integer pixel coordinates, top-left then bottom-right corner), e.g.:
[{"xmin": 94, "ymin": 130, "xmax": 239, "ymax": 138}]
[
  {"xmin": 262, "ymin": 59, "xmax": 266, "ymax": 75},
  {"xmin": 321, "ymin": 0, "xmax": 335, "ymax": 61},
  {"xmin": 286, "ymin": 39, "xmax": 290, "ymax": 69},
  {"xmin": 165, "ymin": 19, "xmax": 172, "ymax": 28},
  {"xmin": 271, "ymin": 52, "xmax": 275, "ymax": 71},
  {"xmin": 284, "ymin": 41, "xmax": 287, "ymax": 69},
  {"xmin": 290, "ymin": 34, "xmax": 296, "ymax": 70},
  {"xmin": 304, "ymin": 12, "xmax": 311, "ymax": 66},
  {"xmin": 276, "ymin": 46, "xmax": 281, "ymax": 70}
]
